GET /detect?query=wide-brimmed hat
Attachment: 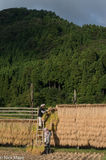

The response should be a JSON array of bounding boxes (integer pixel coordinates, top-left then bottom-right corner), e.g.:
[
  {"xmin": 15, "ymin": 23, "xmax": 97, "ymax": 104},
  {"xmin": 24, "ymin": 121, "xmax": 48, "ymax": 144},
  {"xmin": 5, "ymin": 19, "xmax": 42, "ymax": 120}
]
[{"xmin": 40, "ymin": 104, "xmax": 45, "ymax": 107}]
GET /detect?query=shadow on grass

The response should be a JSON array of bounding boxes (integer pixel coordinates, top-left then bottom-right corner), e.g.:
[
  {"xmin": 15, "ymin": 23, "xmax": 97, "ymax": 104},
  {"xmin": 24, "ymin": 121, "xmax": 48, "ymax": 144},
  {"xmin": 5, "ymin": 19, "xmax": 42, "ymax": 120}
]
[
  {"xmin": 0, "ymin": 144, "xmax": 26, "ymax": 152},
  {"xmin": 51, "ymin": 145, "xmax": 106, "ymax": 154}
]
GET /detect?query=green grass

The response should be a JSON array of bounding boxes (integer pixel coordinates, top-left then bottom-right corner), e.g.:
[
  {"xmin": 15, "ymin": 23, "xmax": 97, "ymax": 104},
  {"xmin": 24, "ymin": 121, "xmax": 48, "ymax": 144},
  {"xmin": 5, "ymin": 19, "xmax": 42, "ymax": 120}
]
[
  {"xmin": 52, "ymin": 147, "xmax": 106, "ymax": 159},
  {"xmin": 0, "ymin": 146, "xmax": 26, "ymax": 152},
  {"xmin": 0, "ymin": 146, "xmax": 106, "ymax": 159},
  {"xmin": 102, "ymin": 155, "xmax": 106, "ymax": 160}
]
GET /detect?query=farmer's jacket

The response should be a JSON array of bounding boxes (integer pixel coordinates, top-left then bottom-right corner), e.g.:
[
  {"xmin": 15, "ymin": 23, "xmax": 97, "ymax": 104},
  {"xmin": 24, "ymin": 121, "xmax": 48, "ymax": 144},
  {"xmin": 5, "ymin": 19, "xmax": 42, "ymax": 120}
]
[{"xmin": 38, "ymin": 107, "xmax": 45, "ymax": 117}]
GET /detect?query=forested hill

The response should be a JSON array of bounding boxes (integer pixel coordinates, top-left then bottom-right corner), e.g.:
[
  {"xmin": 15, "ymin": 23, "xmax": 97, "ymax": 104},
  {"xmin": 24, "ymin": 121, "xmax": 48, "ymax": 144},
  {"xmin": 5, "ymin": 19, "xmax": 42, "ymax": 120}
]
[{"xmin": 0, "ymin": 8, "xmax": 106, "ymax": 107}]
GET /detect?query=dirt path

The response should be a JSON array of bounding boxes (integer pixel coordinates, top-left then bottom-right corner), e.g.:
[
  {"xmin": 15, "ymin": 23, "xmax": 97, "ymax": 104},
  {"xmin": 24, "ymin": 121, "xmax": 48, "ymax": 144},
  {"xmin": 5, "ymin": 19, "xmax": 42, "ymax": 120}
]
[{"xmin": 0, "ymin": 150, "xmax": 103, "ymax": 160}]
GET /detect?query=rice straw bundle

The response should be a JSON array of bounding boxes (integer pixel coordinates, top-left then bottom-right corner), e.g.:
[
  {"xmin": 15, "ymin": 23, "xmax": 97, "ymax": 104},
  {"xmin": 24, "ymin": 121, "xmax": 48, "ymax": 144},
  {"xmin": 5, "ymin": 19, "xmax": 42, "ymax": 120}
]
[{"xmin": 56, "ymin": 104, "xmax": 106, "ymax": 148}]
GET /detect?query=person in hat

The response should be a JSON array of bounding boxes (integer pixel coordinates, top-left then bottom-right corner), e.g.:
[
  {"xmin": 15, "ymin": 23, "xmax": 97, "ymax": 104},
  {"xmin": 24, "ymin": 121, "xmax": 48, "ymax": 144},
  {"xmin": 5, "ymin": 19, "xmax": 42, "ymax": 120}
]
[
  {"xmin": 43, "ymin": 128, "xmax": 51, "ymax": 154},
  {"xmin": 38, "ymin": 104, "xmax": 46, "ymax": 127}
]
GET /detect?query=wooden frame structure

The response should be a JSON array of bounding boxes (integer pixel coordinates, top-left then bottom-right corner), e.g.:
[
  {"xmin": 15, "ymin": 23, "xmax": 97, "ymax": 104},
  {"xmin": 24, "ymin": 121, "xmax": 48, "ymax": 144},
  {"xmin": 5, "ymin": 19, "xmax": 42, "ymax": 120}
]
[{"xmin": 0, "ymin": 107, "xmax": 38, "ymax": 120}]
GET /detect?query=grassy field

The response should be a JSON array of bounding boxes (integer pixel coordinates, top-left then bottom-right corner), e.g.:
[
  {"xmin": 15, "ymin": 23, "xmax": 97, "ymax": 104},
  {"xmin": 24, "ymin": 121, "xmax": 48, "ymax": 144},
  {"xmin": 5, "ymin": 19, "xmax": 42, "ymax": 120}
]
[
  {"xmin": 0, "ymin": 146, "xmax": 26, "ymax": 152},
  {"xmin": 0, "ymin": 146, "xmax": 105, "ymax": 159},
  {"xmin": 52, "ymin": 147, "xmax": 106, "ymax": 160}
]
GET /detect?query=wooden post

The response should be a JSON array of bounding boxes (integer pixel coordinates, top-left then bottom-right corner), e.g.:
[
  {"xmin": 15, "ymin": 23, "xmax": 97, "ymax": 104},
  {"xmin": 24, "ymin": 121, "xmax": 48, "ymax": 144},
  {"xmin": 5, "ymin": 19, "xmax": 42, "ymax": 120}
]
[
  {"xmin": 30, "ymin": 83, "xmax": 34, "ymax": 119},
  {"xmin": 73, "ymin": 89, "xmax": 77, "ymax": 104}
]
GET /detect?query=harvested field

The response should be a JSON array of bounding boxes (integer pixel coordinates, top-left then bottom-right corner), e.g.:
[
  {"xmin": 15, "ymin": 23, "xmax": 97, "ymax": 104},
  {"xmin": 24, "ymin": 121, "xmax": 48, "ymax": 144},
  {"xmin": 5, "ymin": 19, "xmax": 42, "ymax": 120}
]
[{"xmin": 0, "ymin": 149, "xmax": 104, "ymax": 160}]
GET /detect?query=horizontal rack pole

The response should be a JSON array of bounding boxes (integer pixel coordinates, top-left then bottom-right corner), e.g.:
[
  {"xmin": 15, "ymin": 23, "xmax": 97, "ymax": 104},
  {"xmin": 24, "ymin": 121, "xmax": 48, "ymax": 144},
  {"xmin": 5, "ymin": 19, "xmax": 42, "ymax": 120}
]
[
  {"xmin": 0, "ymin": 107, "xmax": 38, "ymax": 120},
  {"xmin": 0, "ymin": 114, "xmax": 36, "ymax": 116},
  {"xmin": 0, "ymin": 111, "xmax": 38, "ymax": 113},
  {"xmin": 0, "ymin": 107, "xmax": 38, "ymax": 110},
  {"xmin": 0, "ymin": 118, "xmax": 37, "ymax": 122}
]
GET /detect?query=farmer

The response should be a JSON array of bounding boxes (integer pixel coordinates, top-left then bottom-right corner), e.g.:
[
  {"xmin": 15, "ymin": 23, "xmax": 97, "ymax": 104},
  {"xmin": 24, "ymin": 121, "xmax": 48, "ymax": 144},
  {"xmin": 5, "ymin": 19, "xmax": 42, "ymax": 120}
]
[
  {"xmin": 44, "ymin": 128, "xmax": 51, "ymax": 154},
  {"xmin": 38, "ymin": 104, "xmax": 46, "ymax": 127}
]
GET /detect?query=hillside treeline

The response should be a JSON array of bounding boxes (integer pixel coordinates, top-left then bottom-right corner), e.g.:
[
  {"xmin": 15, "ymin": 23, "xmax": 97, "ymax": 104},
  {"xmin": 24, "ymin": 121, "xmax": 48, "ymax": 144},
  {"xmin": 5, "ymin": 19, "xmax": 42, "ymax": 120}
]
[{"xmin": 0, "ymin": 8, "xmax": 106, "ymax": 107}]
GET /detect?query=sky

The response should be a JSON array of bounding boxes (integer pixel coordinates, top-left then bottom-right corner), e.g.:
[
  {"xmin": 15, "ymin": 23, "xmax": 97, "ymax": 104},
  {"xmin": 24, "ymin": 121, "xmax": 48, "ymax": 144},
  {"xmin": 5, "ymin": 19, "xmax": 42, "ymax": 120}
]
[{"xmin": 0, "ymin": 0, "xmax": 106, "ymax": 26}]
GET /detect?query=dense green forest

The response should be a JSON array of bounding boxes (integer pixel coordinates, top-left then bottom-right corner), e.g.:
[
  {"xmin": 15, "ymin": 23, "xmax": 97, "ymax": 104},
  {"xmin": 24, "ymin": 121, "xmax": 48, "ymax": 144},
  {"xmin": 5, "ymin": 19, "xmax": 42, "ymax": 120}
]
[{"xmin": 0, "ymin": 8, "xmax": 106, "ymax": 107}]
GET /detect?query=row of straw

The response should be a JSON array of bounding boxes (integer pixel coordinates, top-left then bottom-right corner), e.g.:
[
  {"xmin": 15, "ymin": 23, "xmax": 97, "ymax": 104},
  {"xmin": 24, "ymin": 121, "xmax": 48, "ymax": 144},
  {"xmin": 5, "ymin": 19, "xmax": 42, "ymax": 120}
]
[
  {"xmin": 0, "ymin": 121, "xmax": 36, "ymax": 146},
  {"xmin": 56, "ymin": 104, "xmax": 106, "ymax": 148}
]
